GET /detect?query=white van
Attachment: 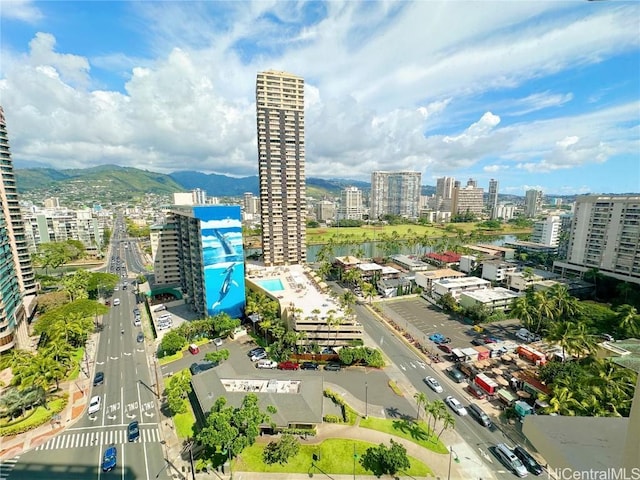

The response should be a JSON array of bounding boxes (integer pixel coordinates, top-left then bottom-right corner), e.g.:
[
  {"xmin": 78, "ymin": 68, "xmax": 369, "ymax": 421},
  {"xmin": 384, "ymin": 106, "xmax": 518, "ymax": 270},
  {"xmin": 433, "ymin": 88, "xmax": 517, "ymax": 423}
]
[
  {"xmin": 256, "ymin": 359, "xmax": 278, "ymax": 369},
  {"xmin": 494, "ymin": 444, "xmax": 528, "ymax": 477},
  {"xmin": 153, "ymin": 304, "xmax": 166, "ymax": 312}
]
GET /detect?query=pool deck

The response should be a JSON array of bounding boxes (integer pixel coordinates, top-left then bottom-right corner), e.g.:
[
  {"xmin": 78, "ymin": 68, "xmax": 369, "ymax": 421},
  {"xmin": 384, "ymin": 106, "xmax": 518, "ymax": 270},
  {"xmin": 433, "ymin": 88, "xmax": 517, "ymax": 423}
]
[{"xmin": 246, "ymin": 263, "xmax": 344, "ymax": 321}]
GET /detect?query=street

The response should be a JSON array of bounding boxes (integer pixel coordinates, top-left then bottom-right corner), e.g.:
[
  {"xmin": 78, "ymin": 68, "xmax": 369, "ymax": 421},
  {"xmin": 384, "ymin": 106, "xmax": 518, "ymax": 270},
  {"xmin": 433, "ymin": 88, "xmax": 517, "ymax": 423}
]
[{"xmin": 9, "ymin": 229, "xmax": 170, "ymax": 480}]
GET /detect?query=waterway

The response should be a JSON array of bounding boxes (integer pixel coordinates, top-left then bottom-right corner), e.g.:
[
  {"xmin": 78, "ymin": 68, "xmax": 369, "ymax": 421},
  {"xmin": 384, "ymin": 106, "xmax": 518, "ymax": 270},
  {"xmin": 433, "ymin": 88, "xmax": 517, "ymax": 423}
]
[{"xmin": 247, "ymin": 234, "xmax": 522, "ymax": 263}]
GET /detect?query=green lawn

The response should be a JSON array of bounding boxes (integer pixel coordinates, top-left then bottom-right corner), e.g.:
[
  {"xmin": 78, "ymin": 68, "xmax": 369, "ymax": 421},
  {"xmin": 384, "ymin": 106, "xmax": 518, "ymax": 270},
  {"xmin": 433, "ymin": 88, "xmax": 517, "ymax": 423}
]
[
  {"xmin": 306, "ymin": 223, "xmax": 531, "ymax": 245},
  {"xmin": 174, "ymin": 400, "xmax": 196, "ymax": 439},
  {"xmin": 235, "ymin": 438, "xmax": 433, "ymax": 476},
  {"xmin": 360, "ymin": 416, "xmax": 449, "ymax": 454}
]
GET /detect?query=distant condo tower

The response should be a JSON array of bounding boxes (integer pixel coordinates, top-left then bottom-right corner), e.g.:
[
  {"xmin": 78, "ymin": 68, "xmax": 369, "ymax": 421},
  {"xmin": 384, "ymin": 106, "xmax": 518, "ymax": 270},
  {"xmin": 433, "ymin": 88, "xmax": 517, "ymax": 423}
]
[
  {"xmin": 256, "ymin": 70, "xmax": 306, "ymax": 266},
  {"xmin": 0, "ymin": 106, "xmax": 38, "ymax": 352}
]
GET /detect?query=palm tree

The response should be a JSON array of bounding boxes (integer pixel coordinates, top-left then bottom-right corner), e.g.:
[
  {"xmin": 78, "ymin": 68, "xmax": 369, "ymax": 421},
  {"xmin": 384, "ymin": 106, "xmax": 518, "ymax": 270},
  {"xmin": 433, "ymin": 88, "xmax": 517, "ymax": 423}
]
[
  {"xmin": 533, "ymin": 290, "xmax": 556, "ymax": 333},
  {"xmin": 362, "ymin": 282, "xmax": 377, "ymax": 305},
  {"xmin": 548, "ymin": 284, "xmax": 582, "ymax": 322},
  {"xmin": 546, "ymin": 320, "xmax": 578, "ymax": 361},
  {"xmin": 427, "ymin": 399, "xmax": 447, "ymax": 437},
  {"xmin": 584, "ymin": 267, "xmax": 603, "ymax": 298},
  {"xmin": 414, "ymin": 392, "xmax": 428, "ymax": 421},
  {"xmin": 539, "ymin": 386, "xmax": 581, "ymax": 416},
  {"xmin": 43, "ymin": 338, "xmax": 73, "ymax": 367},
  {"xmin": 615, "ymin": 304, "xmax": 640, "ymax": 338},
  {"xmin": 510, "ymin": 296, "xmax": 536, "ymax": 332},
  {"xmin": 436, "ymin": 411, "xmax": 456, "ymax": 441}
]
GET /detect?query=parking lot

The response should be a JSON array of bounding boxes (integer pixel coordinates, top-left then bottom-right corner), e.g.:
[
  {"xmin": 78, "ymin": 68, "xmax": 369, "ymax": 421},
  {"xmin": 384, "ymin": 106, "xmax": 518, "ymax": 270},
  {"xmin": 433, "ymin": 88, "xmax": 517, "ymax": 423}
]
[{"xmin": 381, "ymin": 297, "xmax": 523, "ymax": 352}]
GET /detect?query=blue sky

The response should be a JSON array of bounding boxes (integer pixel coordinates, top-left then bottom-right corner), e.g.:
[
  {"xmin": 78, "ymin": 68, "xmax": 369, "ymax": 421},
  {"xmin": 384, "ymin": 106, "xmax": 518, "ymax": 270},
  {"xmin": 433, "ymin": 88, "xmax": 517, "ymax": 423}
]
[{"xmin": 0, "ymin": 1, "xmax": 638, "ymax": 196}]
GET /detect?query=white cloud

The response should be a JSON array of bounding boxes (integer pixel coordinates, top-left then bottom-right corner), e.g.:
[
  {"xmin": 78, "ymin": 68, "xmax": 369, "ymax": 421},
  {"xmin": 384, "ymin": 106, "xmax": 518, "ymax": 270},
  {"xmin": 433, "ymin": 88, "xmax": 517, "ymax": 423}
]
[
  {"xmin": 509, "ymin": 91, "xmax": 574, "ymax": 116},
  {"xmin": 0, "ymin": 1, "xmax": 638, "ymax": 189},
  {"xmin": 0, "ymin": 0, "xmax": 42, "ymax": 23}
]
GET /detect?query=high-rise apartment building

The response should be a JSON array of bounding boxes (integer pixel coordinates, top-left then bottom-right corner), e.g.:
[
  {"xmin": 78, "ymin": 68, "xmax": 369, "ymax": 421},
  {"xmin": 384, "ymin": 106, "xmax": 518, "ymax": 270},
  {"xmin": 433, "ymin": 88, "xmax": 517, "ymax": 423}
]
[
  {"xmin": 553, "ymin": 195, "xmax": 640, "ymax": 284},
  {"xmin": 243, "ymin": 192, "xmax": 260, "ymax": 215},
  {"xmin": 488, "ymin": 179, "xmax": 499, "ymax": 219},
  {"xmin": 452, "ymin": 179, "xmax": 484, "ymax": 216},
  {"xmin": 150, "ymin": 215, "xmax": 181, "ymax": 286},
  {"xmin": 0, "ymin": 106, "xmax": 37, "ymax": 352},
  {"xmin": 256, "ymin": 70, "xmax": 306, "ymax": 266},
  {"xmin": 338, "ymin": 186, "xmax": 364, "ymax": 220},
  {"xmin": 173, "ymin": 205, "xmax": 246, "ymax": 317},
  {"xmin": 531, "ymin": 215, "xmax": 562, "ymax": 247},
  {"xmin": 525, "ymin": 189, "xmax": 543, "ymax": 217},
  {"xmin": 436, "ymin": 177, "xmax": 455, "ymax": 200},
  {"xmin": 316, "ymin": 200, "xmax": 335, "ymax": 223},
  {"xmin": 23, "ymin": 208, "xmax": 105, "ymax": 256},
  {"xmin": 370, "ymin": 171, "xmax": 421, "ymax": 219}
]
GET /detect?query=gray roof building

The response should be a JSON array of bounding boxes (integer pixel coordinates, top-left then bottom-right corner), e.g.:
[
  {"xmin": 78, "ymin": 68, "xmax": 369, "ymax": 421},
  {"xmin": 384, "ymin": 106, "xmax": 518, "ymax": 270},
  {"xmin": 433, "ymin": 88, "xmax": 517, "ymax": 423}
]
[{"xmin": 190, "ymin": 361, "xmax": 324, "ymax": 429}]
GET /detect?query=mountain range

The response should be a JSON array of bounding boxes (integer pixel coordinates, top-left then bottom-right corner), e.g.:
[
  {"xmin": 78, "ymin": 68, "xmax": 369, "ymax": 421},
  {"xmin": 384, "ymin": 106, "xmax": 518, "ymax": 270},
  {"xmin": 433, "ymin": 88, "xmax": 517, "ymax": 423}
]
[{"xmin": 14, "ymin": 165, "xmax": 561, "ymax": 203}]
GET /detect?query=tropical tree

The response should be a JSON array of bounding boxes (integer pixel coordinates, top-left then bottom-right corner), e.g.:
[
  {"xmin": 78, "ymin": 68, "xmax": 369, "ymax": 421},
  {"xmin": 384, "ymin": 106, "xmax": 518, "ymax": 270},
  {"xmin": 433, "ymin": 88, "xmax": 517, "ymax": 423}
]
[
  {"xmin": 436, "ymin": 411, "xmax": 456, "ymax": 441},
  {"xmin": 360, "ymin": 440, "xmax": 410, "ymax": 477},
  {"xmin": 262, "ymin": 434, "xmax": 300, "ymax": 465},
  {"xmin": 615, "ymin": 304, "xmax": 640, "ymax": 338},
  {"xmin": 510, "ymin": 296, "xmax": 536, "ymax": 332},
  {"xmin": 62, "ymin": 269, "xmax": 92, "ymax": 302},
  {"xmin": 362, "ymin": 282, "xmax": 377, "ymax": 304},
  {"xmin": 413, "ymin": 392, "xmax": 428, "ymax": 421},
  {"xmin": 584, "ymin": 268, "xmax": 604, "ymax": 298},
  {"xmin": 538, "ymin": 386, "xmax": 581, "ymax": 416}
]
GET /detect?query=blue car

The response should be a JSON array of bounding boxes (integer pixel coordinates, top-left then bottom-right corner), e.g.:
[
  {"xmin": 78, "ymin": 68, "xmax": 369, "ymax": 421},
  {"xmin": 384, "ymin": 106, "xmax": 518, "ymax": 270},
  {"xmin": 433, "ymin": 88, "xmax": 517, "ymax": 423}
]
[
  {"xmin": 429, "ymin": 333, "xmax": 451, "ymax": 344},
  {"xmin": 102, "ymin": 445, "xmax": 117, "ymax": 472}
]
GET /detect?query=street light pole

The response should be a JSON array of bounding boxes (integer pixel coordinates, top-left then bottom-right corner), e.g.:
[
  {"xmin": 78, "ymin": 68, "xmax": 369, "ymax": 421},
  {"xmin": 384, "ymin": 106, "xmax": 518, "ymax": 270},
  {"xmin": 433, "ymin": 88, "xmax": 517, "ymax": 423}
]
[
  {"xmin": 364, "ymin": 382, "xmax": 368, "ymax": 419},
  {"xmin": 447, "ymin": 447, "xmax": 459, "ymax": 480}
]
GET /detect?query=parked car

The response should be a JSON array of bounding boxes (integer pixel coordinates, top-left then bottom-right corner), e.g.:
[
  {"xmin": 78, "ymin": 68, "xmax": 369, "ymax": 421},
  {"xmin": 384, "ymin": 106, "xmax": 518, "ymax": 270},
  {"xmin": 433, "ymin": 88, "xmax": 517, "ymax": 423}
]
[
  {"xmin": 133, "ymin": 318, "xmax": 141, "ymax": 327},
  {"xmin": 278, "ymin": 361, "xmax": 299, "ymax": 370},
  {"xmin": 213, "ymin": 337, "xmax": 223, "ymax": 347},
  {"xmin": 250, "ymin": 350, "xmax": 268, "ymax": 362},
  {"xmin": 437, "ymin": 344, "xmax": 454, "ymax": 354},
  {"xmin": 484, "ymin": 336, "xmax": 501, "ymax": 344},
  {"xmin": 88, "ymin": 395, "xmax": 101, "ymax": 415},
  {"xmin": 127, "ymin": 421, "xmax": 140, "ymax": 442},
  {"xmin": 424, "ymin": 376, "xmax": 443, "ymax": 393},
  {"xmin": 445, "ymin": 396, "xmax": 468, "ymax": 416},
  {"xmin": 248, "ymin": 347, "xmax": 266, "ymax": 357},
  {"xmin": 93, "ymin": 371, "xmax": 104, "ymax": 386},
  {"xmin": 300, "ymin": 362, "xmax": 319, "ymax": 370},
  {"xmin": 513, "ymin": 445, "xmax": 543, "ymax": 475},
  {"xmin": 467, "ymin": 403, "xmax": 492, "ymax": 427},
  {"xmin": 101, "ymin": 445, "xmax": 117, "ymax": 472},
  {"xmin": 600, "ymin": 333, "xmax": 615, "ymax": 342},
  {"xmin": 471, "ymin": 337, "xmax": 486, "ymax": 346},
  {"xmin": 188, "ymin": 344, "xmax": 200, "ymax": 355},
  {"xmin": 190, "ymin": 361, "xmax": 217, "ymax": 375},
  {"xmin": 324, "ymin": 362, "xmax": 342, "ymax": 372},
  {"xmin": 493, "ymin": 444, "xmax": 528, "ymax": 477},
  {"xmin": 256, "ymin": 359, "xmax": 278, "ymax": 369},
  {"xmin": 153, "ymin": 304, "xmax": 166, "ymax": 312},
  {"xmin": 136, "ymin": 332, "xmax": 144, "ymax": 343},
  {"xmin": 446, "ymin": 367, "xmax": 466, "ymax": 383},
  {"xmin": 466, "ymin": 383, "xmax": 487, "ymax": 400},
  {"xmin": 429, "ymin": 333, "xmax": 451, "ymax": 344}
]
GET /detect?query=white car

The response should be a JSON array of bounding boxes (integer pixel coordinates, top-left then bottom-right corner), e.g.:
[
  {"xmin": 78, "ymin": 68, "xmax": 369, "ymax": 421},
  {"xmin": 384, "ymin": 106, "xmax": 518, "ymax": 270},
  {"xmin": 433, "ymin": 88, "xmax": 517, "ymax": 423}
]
[
  {"xmin": 113, "ymin": 298, "xmax": 120, "ymax": 306},
  {"xmin": 88, "ymin": 395, "xmax": 101, "ymax": 415},
  {"xmin": 256, "ymin": 359, "xmax": 278, "ymax": 369},
  {"xmin": 424, "ymin": 376, "xmax": 443, "ymax": 394},
  {"xmin": 445, "ymin": 395, "xmax": 468, "ymax": 416}
]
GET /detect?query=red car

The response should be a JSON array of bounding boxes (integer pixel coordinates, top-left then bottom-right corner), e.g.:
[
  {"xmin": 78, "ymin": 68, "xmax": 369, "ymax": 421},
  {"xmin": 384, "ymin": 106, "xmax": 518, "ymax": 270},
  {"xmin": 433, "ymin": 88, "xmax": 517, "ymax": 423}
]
[
  {"xmin": 278, "ymin": 361, "xmax": 299, "ymax": 370},
  {"xmin": 438, "ymin": 344, "xmax": 453, "ymax": 354}
]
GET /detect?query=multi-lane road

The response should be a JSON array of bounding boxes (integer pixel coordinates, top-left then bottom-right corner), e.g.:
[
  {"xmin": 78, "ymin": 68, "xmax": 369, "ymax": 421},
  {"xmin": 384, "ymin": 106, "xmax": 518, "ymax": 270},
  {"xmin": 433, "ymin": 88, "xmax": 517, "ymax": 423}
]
[{"xmin": 8, "ymin": 230, "xmax": 171, "ymax": 480}]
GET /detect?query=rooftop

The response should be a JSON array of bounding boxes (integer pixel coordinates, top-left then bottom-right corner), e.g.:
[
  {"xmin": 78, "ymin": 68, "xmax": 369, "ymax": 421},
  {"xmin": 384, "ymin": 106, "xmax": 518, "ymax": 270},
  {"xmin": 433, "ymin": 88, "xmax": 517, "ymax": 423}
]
[{"xmin": 460, "ymin": 287, "xmax": 522, "ymax": 302}]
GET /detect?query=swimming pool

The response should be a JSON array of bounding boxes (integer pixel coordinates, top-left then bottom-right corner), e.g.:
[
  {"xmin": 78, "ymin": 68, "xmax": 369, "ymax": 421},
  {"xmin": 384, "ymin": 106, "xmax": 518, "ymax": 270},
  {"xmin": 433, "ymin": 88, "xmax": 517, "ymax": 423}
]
[{"xmin": 257, "ymin": 278, "xmax": 285, "ymax": 292}]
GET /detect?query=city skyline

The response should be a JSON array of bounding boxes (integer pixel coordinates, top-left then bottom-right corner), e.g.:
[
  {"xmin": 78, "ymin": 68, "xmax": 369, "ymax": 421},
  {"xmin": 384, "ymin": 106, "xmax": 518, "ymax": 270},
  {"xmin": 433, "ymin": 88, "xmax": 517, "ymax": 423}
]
[{"xmin": 1, "ymin": 1, "xmax": 639, "ymax": 195}]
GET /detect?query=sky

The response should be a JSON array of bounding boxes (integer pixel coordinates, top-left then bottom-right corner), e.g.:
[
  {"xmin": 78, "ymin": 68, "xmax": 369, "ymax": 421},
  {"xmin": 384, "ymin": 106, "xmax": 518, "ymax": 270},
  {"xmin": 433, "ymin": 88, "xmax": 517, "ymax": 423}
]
[{"xmin": 0, "ymin": 1, "xmax": 639, "ymax": 196}]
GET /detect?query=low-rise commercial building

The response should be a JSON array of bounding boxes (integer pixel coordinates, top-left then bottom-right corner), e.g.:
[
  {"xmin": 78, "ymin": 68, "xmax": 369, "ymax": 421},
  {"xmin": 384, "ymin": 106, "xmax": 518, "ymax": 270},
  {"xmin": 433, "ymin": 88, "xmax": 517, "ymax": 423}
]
[
  {"xmin": 458, "ymin": 287, "xmax": 522, "ymax": 311},
  {"xmin": 432, "ymin": 276, "xmax": 491, "ymax": 300}
]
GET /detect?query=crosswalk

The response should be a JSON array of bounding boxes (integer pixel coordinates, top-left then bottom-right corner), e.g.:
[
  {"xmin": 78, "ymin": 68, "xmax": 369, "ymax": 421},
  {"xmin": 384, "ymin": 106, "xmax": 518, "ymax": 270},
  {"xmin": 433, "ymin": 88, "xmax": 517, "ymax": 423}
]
[
  {"xmin": 34, "ymin": 426, "xmax": 161, "ymax": 451},
  {"xmin": 0, "ymin": 456, "xmax": 19, "ymax": 479}
]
